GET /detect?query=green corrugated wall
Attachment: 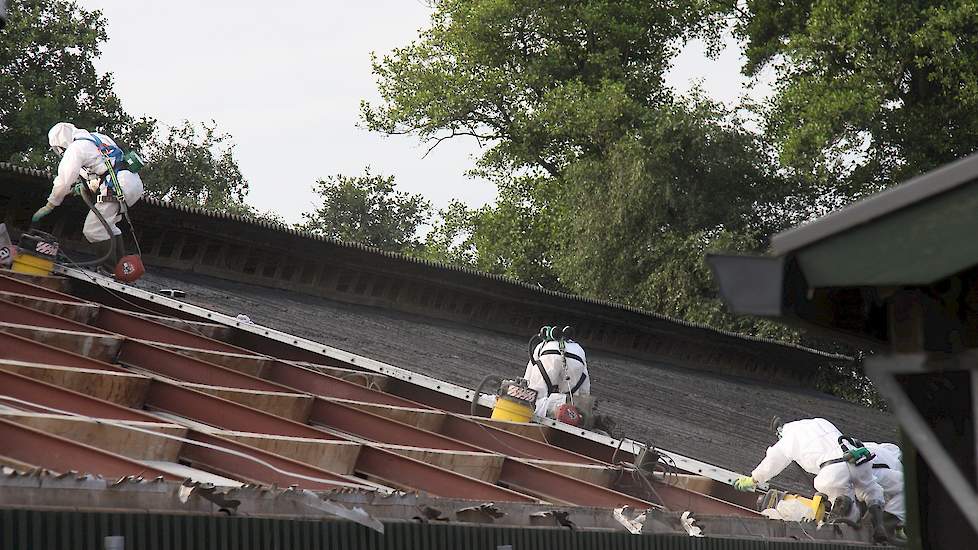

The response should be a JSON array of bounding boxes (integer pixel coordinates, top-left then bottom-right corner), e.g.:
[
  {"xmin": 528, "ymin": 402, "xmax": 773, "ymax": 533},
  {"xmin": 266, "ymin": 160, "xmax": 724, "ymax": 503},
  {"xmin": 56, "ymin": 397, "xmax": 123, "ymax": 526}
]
[{"xmin": 0, "ymin": 509, "xmax": 889, "ymax": 550}]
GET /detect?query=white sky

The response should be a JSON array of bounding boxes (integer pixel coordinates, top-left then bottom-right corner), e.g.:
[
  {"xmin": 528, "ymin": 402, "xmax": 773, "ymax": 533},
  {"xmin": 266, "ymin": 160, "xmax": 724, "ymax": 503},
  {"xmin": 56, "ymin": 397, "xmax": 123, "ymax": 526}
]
[{"xmin": 84, "ymin": 1, "xmax": 758, "ymax": 223}]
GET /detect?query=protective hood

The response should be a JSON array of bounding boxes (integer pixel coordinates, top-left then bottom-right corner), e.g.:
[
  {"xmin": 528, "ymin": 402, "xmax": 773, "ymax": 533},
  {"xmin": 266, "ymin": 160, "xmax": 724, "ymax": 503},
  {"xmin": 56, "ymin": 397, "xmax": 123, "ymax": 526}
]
[{"xmin": 47, "ymin": 122, "xmax": 88, "ymax": 151}]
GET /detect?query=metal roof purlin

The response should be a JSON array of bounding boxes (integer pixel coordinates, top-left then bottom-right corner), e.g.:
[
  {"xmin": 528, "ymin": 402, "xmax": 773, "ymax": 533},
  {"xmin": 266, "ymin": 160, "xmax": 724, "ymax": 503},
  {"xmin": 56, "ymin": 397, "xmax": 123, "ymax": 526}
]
[{"xmin": 55, "ymin": 265, "xmax": 751, "ymax": 488}]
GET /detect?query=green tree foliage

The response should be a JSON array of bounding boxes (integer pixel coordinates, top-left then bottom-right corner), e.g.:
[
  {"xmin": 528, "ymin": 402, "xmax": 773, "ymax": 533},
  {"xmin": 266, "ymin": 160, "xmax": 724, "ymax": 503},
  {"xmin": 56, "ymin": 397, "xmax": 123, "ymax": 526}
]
[
  {"xmin": 365, "ymin": 0, "xmax": 797, "ymax": 326},
  {"xmin": 0, "ymin": 0, "xmax": 151, "ymax": 168},
  {"xmin": 298, "ymin": 169, "xmax": 432, "ymax": 253},
  {"xmin": 362, "ymin": 0, "xmax": 718, "ymax": 176},
  {"xmin": 139, "ymin": 121, "xmax": 252, "ymax": 214},
  {"xmin": 735, "ymin": 0, "xmax": 978, "ymax": 196},
  {"xmin": 0, "ymin": 0, "xmax": 254, "ymax": 214}
]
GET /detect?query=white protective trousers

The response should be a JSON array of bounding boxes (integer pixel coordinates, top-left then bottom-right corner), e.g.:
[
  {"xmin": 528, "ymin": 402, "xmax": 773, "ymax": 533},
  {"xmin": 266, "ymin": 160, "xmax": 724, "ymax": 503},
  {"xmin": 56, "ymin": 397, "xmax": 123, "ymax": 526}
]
[
  {"xmin": 82, "ymin": 171, "xmax": 144, "ymax": 243},
  {"xmin": 866, "ymin": 442, "xmax": 905, "ymax": 523},
  {"xmin": 522, "ymin": 340, "xmax": 590, "ymax": 417},
  {"xmin": 813, "ymin": 461, "xmax": 884, "ymax": 512}
]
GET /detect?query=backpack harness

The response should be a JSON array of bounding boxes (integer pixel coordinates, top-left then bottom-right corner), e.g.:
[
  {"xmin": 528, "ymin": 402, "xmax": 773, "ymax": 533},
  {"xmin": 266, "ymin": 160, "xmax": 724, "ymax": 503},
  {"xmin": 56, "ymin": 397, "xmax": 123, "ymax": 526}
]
[
  {"xmin": 530, "ymin": 326, "xmax": 587, "ymax": 396},
  {"xmin": 73, "ymin": 134, "xmax": 142, "ymax": 208}
]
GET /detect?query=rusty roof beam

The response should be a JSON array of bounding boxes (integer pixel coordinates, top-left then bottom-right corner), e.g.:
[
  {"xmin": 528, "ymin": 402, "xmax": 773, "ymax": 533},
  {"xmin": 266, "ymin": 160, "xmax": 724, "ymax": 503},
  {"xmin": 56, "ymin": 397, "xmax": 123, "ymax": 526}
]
[
  {"xmin": 439, "ymin": 415, "xmax": 597, "ymax": 465},
  {"xmin": 118, "ymin": 340, "xmax": 286, "ymax": 392},
  {"xmin": 0, "ymin": 272, "xmax": 84, "ymax": 303},
  {"xmin": 93, "ymin": 308, "xmax": 245, "ymax": 354},
  {"xmin": 181, "ymin": 431, "xmax": 366, "ymax": 491},
  {"xmin": 354, "ymin": 445, "xmax": 536, "ymax": 502},
  {"xmin": 3, "ymin": 291, "xmax": 733, "ymax": 511},
  {"xmin": 266, "ymin": 360, "xmax": 428, "ymax": 409},
  {"xmin": 0, "ymin": 369, "xmax": 154, "ymax": 421},
  {"xmin": 636, "ymin": 478, "xmax": 760, "ymax": 517},
  {"xmin": 0, "ymin": 297, "xmax": 111, "ymax": 334},
  {"xmin": 0, "ymin": 330, "xmax": 125, "ymax": 372},
  {"xmin": 8, "ymin": 295, "xmax": 431, "ymax": 411},
  {"xmin": 497, "ymin": 459, "xmax": 652, "ymax": 509},
  {"xmin": 0, "ymin": 416, "xmax": 179, "ymax": 480},
  {"xmin": 309, "ymin": 399, "xmax": 480, "ymax": 452},
  {"xmin": 143, "ymin": 381, "xmax": 332, "ymax": 440},
  {"xmin": 144, "ymin": 380, "xmax": 539, "ymax": 501}
]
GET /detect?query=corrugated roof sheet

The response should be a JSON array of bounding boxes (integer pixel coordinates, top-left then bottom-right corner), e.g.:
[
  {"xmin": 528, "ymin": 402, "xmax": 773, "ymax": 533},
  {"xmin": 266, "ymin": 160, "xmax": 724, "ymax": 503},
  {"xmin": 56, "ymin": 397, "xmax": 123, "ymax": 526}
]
[{"xmin": 0, "ymin": 161, "xmax": 848, "ymax": 361}]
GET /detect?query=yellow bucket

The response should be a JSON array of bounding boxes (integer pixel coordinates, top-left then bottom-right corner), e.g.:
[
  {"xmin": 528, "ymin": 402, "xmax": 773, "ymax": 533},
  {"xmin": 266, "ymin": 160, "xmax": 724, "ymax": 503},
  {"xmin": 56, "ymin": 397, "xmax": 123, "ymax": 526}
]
[
  {"xmin": 491, "ymin": 396, "xmax": 534, "ymax": 423},
  {"xmin": 11, "ymin": 252, "xmax": 55, "ymax": 276}
]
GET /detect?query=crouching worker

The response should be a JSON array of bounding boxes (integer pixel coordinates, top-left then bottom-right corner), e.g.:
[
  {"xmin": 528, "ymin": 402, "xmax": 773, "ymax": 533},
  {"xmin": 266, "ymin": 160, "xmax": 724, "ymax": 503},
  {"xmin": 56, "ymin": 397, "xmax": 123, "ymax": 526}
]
[
  {"xmin": 734, "ymin": 417, "xmax": 889, "ymax": 543},
  {"xmin": 33, "ymin": 122, "xmax": 144, "ymax": 271},
  {"xmin": 523, "ymin": 325, "xmax": 591, "ymax": 421}
]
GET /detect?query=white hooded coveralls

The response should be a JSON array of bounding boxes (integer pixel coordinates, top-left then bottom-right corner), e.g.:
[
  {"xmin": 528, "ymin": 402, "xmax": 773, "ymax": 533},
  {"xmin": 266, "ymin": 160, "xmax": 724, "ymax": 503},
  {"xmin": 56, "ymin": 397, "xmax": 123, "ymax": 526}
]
[
  {"xmin": 47, "ymin": 123, "xmax": 144, "ymax": 243},
  {"xmin": 522, "ymin": 339, "xmax": 591, "ymax": 417},
  {"xmin": 865, "ymin": 442, "xmax": 905, "ymax": 523},
  {"xmin": 751, "ymin": 418, "xmax": 885, "ymax": 510}
]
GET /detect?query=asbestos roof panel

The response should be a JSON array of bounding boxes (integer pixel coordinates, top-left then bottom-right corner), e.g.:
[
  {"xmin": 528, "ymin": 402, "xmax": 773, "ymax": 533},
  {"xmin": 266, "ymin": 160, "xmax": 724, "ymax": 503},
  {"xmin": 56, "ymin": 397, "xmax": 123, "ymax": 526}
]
[{"xmin": 130, "ymin": 267, "xmax": 898, "ymax": 495}]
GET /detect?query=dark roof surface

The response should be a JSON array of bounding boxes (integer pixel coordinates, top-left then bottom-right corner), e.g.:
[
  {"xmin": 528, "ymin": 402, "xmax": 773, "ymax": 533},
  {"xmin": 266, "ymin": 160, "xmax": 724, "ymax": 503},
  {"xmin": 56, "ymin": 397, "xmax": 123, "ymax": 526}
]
[
  {"xmin": 0, "ymin": 162, "xmax": 845, "ymax": 362},
  {"xmin": 132, "ymin": 267, "xmax": 898, "ymax": 494}
]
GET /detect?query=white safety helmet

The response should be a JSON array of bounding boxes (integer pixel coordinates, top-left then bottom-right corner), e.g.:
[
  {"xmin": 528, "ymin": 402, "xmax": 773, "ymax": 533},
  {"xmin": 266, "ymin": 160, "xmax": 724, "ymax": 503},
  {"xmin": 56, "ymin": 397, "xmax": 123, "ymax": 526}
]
[{"xmin": 48, "ymin": 122, "xmax": 78, "ymax": 156}]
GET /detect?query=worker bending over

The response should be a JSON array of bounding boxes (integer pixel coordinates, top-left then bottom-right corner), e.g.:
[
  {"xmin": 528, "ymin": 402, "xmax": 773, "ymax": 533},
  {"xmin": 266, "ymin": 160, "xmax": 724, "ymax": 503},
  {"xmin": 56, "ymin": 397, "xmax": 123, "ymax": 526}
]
[
  {"xmin": 523, "ymin": 325, "xmax": 591, "ymax": 418},
  {"xmin": 33, "ymin": 122, "xmax": 144, "ymax": 268},
  {"xmin": 734, "ymin": 417, "xmax": 889, "ymax": 542}
]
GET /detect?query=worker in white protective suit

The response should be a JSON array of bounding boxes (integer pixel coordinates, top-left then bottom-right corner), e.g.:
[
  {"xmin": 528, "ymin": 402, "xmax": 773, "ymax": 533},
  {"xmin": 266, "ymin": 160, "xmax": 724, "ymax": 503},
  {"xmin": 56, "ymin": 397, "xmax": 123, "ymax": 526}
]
[
  {"xmin": 523, "ymin": 326, "xmax": 591, "ymax": 418},
  {"xmin": 734, "ymin": 417, "xmax": 889, "ymax": 543},
  {"xmin": 34, "ymin": 123, "xmax": 144, "ymax": 265},
  {"xmin": 864, "ymin": 442, "xmax": 905, "ymax": 532}
]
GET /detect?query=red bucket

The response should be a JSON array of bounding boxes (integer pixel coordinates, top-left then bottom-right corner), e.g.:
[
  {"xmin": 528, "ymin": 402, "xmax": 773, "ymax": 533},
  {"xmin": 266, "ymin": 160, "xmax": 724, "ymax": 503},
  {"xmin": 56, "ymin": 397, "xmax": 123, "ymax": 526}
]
[{"xmin": 114, "ymin": 255, "xmax": 145, "ymax": 282}]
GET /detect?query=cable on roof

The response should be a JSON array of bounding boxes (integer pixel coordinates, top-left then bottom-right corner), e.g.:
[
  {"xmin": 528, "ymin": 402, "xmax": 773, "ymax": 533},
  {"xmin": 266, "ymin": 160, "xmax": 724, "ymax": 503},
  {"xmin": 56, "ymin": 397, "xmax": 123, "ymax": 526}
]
[{"xmin": 0, "ymin": 395, "xmax": 382, "ymax": 492}]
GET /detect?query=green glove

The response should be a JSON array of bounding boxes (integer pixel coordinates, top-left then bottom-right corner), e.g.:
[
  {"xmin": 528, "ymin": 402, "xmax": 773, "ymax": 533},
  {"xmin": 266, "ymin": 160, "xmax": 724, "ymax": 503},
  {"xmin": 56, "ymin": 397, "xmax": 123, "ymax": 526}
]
[
  {"xmin": 72, "ymin": 183, "xmax": 85, "ymax": 196},
  {"xmin": 733, "ymin": 476, "xmax": 757, "ymax": 492},
  {"xmin": 31, "ymin": 203, "xmax": 55, "ymax": 222}
]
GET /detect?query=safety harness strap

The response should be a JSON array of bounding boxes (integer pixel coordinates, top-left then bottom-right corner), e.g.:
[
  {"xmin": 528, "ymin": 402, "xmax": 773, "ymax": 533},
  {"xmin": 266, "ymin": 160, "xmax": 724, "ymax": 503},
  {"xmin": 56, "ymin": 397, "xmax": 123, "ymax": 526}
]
[
  {"xmin": 532, "ymin": 346, "xmax": 558, "ymax": 395},
  {"xmin": 570, "ymin": 372, "xmax": 587, "ymax": 394},
  {"xmin": 539, "ymin": 349, "xmax": 585, "ymax": 364},
  {"xmin": 871, "ymin": 464, "xmax": 890, "ymax": 470},
  {"xmin": 73, "ymin": 135, "xmax": 127, "ymax": 206},
  {"xmin": 818, "ymin": 457, "xmax": 849, "ymax": 469}
]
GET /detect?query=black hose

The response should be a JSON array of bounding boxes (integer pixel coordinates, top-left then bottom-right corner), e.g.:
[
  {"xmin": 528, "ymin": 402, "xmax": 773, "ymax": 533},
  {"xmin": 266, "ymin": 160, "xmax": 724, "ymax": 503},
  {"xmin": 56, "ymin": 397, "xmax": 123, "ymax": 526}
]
[
  {"xmin": 72, "ymin": 188, "xmax": 120, "ymax": 267},
  {"xmin": 470, "ymin": 374, "xmax": 503, "ymax": 416}
]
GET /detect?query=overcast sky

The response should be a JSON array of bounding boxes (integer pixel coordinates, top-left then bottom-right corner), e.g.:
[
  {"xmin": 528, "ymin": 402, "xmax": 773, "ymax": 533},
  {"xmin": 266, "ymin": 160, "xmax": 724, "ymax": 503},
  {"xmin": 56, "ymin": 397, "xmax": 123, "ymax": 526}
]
[{"xmin": 84, "ymin": 1, "xmax": 759, "ymax": 223}]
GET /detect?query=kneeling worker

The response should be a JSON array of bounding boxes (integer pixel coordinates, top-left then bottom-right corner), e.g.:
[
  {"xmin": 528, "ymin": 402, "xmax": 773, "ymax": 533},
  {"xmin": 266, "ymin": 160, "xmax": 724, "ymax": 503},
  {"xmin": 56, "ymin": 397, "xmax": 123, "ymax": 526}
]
[
  {"xmin": 734, "ymin": 417, "xmax": 889, "ymax": 542},
  {"xmin": 523, "ymin": 325, "xmax": 591, "ymax": 419},
  {"xmin": 33, "ymin": 122, "xmax": 144, "ymax": 269}
]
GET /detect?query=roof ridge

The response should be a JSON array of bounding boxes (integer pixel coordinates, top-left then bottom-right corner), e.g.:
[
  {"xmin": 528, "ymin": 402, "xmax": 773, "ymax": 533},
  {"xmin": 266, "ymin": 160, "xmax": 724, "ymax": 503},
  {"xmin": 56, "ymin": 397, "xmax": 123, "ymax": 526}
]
[{"xmin": 0, "ymin": 161, "xmax": 847, "ymax": 361}]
